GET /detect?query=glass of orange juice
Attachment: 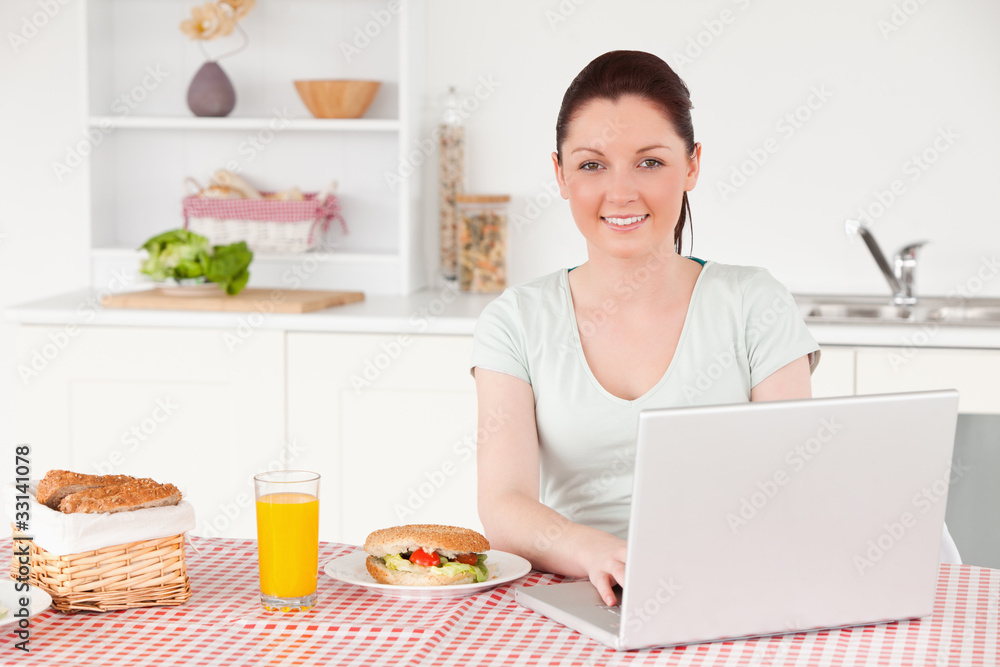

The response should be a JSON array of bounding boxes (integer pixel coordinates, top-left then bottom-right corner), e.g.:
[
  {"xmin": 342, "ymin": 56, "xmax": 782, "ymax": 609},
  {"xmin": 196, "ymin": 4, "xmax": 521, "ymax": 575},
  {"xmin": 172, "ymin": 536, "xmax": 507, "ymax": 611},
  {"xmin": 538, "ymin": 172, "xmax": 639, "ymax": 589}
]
[{"xmin": 254, "ymin": 470, "xmax": 320, "ymax": 612}]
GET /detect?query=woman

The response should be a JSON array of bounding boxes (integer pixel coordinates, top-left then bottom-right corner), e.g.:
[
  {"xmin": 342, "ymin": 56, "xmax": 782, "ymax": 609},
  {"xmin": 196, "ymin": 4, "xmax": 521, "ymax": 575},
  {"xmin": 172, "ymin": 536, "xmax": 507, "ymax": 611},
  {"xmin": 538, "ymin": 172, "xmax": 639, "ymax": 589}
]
[{"xmin": 471, "ymin": 50, "xmax": 820, "ymax": 606}]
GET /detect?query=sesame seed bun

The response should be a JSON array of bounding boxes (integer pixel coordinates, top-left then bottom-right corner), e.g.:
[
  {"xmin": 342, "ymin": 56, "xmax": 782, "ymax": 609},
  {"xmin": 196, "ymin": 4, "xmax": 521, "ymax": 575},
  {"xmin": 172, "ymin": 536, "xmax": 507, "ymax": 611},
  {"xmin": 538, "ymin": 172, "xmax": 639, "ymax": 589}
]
[{"xmin": 363, "ymin": 524, "xmax": 490, "ymax": 559}]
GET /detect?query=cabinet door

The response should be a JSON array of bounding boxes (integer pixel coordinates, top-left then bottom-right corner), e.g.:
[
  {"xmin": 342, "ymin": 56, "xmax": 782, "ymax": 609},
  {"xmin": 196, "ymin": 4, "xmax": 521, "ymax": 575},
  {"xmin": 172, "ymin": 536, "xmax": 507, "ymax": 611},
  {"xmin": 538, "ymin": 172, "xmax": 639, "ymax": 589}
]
[
  {"xmin": 17, "ymin": 325, "xmax": 286, "ymax": 538},
  {"xmin": 856, "ymin": 347, "xmax": 1000, "ymax": 414},
  {"xmin": 287, "ymin": 332, "xmax": 480, "ymax": 545},
  {"xmin": 810, "ymin": 346, "xmax": 855, "ymax": 398}
]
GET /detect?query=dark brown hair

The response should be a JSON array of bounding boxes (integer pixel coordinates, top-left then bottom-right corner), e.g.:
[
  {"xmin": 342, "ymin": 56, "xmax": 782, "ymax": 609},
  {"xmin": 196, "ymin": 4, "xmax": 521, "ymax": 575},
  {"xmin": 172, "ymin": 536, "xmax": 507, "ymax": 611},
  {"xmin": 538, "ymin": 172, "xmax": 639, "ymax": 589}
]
[{"xmin": 555, "ymin": 50, "xmax": 696, "ymax": 254}]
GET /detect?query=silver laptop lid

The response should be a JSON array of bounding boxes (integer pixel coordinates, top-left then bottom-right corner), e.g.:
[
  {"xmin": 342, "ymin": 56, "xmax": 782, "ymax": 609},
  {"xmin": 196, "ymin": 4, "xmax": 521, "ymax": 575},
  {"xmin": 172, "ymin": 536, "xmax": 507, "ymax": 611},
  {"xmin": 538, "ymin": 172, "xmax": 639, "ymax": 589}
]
[{"xmin": 620, "ymin": 390, "xmax": 959, "ymax": 650}]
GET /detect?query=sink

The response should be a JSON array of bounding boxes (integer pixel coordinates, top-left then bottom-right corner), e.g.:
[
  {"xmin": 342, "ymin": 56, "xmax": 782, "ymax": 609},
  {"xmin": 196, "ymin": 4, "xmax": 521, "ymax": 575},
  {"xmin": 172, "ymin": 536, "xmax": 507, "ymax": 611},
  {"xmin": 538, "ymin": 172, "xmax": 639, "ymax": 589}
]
[
  {"xmin": 926, "ymin": 305, "xmax": 1000, "ymax": 324},
  {"xmin": 796, "ymin": 295, "xmax": 1000, "ymax": 326},
  {"xmin": 803, "ymin": 303, "xmax": 919, "ymax": 322}
]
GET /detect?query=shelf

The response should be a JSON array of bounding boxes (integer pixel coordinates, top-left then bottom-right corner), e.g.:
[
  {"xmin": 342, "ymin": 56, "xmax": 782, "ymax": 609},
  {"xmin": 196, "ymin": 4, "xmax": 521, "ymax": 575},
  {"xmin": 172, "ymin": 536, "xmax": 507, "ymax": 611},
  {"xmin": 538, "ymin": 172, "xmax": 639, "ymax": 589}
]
[
  {"xmin": 85, "ymin": 0, "xmax": 424, "ymax": 295},
  {"xmin": 88, "ymin": 116, "xmax": 400, "ymax": 132}
]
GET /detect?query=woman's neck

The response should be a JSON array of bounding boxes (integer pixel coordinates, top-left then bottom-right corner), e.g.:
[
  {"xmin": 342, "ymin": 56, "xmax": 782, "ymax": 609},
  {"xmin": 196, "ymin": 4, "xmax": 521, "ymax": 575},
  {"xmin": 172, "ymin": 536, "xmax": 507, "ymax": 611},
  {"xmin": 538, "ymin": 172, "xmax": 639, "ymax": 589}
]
[{"xmin": 569, "ymin": 243, "xmax": 698, "ymax": 311}]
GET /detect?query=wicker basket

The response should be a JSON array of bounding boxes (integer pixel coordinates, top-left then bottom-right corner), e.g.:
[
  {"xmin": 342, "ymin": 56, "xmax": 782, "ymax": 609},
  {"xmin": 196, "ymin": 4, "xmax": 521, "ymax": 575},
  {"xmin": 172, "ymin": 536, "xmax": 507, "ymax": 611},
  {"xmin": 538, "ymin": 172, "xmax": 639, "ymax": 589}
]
[
  {"xmin": 10, "ymin": 533, "xmax": 191, "ymax": 613},
  {"xmin": 182, "ymin": 189, "xmax": 347, "ymax": 254}
]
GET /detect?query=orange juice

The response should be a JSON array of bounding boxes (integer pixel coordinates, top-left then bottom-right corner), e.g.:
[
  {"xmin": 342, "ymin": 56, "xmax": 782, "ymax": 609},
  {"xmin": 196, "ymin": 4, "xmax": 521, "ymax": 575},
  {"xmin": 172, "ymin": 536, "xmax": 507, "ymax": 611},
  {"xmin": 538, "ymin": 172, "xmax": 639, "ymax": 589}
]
[{"xmin": 256, "ymin": 492, "xmax": 319, "ymax": 598}]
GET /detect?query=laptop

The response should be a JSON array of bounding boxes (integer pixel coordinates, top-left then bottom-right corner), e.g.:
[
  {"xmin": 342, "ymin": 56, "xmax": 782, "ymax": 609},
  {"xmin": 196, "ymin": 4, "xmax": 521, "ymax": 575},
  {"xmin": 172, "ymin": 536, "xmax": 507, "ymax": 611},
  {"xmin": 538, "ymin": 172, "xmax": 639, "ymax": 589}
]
[{"xmin": 515, "ymin": 390, "xmax": 960, "ymax": 650}]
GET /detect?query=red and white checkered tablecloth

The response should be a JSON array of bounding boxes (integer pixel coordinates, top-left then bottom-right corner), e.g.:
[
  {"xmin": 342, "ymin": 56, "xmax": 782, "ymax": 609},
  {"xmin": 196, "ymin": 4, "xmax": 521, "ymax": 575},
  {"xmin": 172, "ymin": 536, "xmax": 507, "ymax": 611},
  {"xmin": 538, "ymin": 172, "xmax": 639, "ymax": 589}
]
[{"xmin": 2, "ymin": 538, "xmax": 997, "ymax": 666}]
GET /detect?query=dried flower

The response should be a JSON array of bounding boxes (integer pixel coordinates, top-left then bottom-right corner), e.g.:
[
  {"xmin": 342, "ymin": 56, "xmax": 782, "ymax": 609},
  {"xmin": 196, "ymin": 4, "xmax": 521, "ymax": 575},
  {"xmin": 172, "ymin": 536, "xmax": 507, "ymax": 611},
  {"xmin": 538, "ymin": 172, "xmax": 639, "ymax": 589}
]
[
  {"xmin": 181, "ymin": 0, "xmax": 252, "ymax": 41},
  {"xmin": 219, "ymin": 0, "xmax": 255, "ymax": 21}
]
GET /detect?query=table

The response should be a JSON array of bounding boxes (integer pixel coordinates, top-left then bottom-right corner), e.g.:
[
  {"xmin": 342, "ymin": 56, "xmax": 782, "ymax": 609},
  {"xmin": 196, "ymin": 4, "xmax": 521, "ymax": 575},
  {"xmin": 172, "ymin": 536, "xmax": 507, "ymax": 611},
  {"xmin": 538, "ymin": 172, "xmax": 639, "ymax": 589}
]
[{"xmin": 2, "ymin": 538, "xmax": 997, "ymax": 666}]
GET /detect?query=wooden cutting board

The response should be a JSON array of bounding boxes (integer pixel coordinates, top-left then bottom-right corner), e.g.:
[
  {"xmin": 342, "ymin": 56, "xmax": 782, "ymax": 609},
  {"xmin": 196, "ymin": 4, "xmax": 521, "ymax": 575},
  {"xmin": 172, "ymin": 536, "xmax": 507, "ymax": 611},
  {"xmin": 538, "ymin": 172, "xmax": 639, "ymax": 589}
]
[{"xmin": 102, "ymin": 288, "xmax": 365, "ymax": 313}]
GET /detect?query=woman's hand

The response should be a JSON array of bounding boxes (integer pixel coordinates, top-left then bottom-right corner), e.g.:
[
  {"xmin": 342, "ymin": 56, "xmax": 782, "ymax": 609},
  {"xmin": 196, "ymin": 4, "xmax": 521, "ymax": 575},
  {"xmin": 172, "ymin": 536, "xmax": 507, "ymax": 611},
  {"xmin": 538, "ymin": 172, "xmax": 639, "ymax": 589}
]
[{"xmin": 577, "ymin": 531, "xmax": 627, "ymax": 605}]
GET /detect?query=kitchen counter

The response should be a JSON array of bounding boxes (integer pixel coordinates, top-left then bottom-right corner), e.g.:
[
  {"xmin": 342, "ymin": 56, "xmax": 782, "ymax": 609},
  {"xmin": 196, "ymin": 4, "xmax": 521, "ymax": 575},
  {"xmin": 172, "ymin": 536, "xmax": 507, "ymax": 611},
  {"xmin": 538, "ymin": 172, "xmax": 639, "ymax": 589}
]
[
  {"xmin": 6, "ymin": 288, "xmax": 1000, "ymax": 348},
  {"xmin": 4, "ymin": 287, "xmax": 497, "ymax": 336},
  {"xmin": 801, "ymin": 319, "xmax": 1000, "ymax": 349}
]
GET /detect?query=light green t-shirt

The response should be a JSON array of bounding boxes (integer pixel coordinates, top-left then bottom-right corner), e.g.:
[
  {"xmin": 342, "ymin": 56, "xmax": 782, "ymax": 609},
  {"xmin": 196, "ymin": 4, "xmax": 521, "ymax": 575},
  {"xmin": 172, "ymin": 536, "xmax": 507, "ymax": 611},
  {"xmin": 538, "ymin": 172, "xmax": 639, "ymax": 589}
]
[{"xmin": 470, "ymin": 261, "xmax": 820, "ymax": 539}]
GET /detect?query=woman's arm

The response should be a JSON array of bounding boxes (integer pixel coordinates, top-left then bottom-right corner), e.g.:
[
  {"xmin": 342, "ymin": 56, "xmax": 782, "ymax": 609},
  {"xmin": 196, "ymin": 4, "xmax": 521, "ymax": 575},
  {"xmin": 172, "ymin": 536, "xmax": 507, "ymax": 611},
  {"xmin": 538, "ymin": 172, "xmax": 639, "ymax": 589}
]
[
  {"xmin": 475, "ymin": 367, "xmax": 626, "ymax": 605},
  {"xmin": 750, "ymin": 355, "xmax": 812, "ymax": 402}
]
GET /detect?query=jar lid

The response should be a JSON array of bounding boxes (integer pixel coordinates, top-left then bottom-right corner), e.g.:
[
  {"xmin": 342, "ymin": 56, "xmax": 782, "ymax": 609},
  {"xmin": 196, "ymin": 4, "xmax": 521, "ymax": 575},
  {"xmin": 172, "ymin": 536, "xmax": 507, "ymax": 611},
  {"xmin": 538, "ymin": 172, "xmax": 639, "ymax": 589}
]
[{"xmin": 454, "ymin": 194, "xmax": 510, "ymax": 203}]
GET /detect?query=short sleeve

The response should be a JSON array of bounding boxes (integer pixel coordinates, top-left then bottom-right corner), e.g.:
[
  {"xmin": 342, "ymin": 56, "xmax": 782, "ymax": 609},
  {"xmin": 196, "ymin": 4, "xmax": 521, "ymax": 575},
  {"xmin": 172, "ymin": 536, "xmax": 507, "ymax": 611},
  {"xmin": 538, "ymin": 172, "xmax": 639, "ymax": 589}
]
[
  {"xmin": 470, "ymin": 291, "xmax": 531, "ymax": 383},
  {"xmin": 742, "ymin": 269, "xmax": 820, "ymax": 388}
]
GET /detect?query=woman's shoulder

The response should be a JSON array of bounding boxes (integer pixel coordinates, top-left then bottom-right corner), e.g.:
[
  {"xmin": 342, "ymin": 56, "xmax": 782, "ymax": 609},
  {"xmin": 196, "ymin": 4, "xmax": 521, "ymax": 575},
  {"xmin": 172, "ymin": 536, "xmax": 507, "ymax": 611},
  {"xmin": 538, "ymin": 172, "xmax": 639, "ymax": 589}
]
[
  {"xmin": 697, "ymin": 261, "xmax": 800, "ymax": 327},
  {"xmin": 699, "ymin": 260, "xmax": 781, "ymax": 295},
  {"xmin": 479, "ymin": 269, "xmax": 568, "ymax": 315}
]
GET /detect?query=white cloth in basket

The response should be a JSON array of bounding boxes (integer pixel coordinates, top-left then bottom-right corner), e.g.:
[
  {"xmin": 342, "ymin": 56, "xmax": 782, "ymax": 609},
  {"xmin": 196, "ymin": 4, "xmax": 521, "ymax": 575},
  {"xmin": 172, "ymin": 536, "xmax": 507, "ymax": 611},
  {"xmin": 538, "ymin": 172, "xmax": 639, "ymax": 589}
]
[{"xmin": 4, "ymin": 481, "xmax": 195, "ymax": 556}]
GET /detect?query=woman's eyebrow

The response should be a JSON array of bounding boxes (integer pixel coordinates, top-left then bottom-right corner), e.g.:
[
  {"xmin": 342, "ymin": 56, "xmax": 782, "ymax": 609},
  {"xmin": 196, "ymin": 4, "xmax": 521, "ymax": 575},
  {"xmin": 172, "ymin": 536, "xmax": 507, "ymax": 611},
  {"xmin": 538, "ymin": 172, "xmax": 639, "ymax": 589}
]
[
  {"xmin": 570, "ymin": 144, "xmax": 676, "ymax": 156},
  {"xmin": 635, "ymin": 144, "xmax": 674, "ymax": 153}
]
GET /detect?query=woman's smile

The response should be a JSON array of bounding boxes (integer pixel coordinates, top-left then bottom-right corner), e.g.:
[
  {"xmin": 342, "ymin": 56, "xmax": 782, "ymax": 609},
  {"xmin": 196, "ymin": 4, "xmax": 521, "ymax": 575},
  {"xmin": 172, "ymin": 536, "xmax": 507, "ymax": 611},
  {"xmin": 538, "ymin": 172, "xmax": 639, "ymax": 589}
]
[{"xmin": 602, "ymin": 214, "xmax": 648, "ymax": 231}]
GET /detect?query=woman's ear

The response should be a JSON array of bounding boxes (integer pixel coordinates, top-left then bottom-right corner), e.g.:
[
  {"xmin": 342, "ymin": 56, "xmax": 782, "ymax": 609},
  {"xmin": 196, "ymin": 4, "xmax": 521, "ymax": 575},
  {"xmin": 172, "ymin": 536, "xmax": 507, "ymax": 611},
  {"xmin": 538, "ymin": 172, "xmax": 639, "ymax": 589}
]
[
  {"xmin": 685, "ymin": 143, "xmax": 701, "ymax": 191},
  {"xmin": 552, "ymin": 152, "xmax": 570, "ymax": 199}
]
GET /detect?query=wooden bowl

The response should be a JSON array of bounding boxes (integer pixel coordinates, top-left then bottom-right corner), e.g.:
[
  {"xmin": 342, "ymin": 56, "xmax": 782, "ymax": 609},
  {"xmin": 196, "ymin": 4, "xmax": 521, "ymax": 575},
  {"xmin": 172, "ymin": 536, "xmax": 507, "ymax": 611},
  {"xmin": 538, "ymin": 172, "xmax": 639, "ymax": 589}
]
[{"xmin": 294, "ymin": 80, "xmax": 381, "ymax": 119}]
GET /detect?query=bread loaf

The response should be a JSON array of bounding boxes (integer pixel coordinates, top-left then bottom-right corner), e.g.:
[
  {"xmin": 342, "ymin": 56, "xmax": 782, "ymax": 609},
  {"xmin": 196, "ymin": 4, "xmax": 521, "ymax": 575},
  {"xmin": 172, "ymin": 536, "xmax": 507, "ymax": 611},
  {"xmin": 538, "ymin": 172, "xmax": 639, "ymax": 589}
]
[
  {"xmin": 58, "ymin": 479, "xmax": 182, "ymax": 514},
  {"xmin": 36, "ymin": 470, "xmax": 137, "ymax": 510},
  {"xmin": 36, "ymin": 469, "xmax": 182, "ymax": 514}
]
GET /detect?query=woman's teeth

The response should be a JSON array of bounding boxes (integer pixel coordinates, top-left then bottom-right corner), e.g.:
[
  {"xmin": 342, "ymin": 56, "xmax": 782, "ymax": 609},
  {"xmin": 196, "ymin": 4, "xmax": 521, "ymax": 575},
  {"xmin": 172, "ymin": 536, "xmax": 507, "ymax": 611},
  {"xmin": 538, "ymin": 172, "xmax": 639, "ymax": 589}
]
[{"xmin": 603, "ymin": 215, "xmax": 647, "ymax": 226}]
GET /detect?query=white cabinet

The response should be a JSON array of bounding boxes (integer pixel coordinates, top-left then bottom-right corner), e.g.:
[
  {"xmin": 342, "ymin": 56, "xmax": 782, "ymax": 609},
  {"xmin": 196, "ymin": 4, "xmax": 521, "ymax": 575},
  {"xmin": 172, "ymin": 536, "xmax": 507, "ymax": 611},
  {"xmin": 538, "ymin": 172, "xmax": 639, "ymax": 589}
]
[
  {"xmin": 15, "ymin": 324, "xmax": 482, "ymax": 545},
  {"xmin": 847, "ymin": 346, "xmax": 1000, "ymax": 567},
  {"xmin": 83, "ymin": 0, "xmax": 425, "ymax": 294},
  {"xmin": 810, "ymin": 346, "xmax": 855, "ymax": 398},
  {"xmin": 855, "ymin": 347, "xmax": 1000, "ymax": 415},
  {"xmin": 16, "ymin": 325, "xmax": 286, "ymax": 538},
  {"xmin": 807, "ymin": 344, "xmax": 1000, "ymax": 412},
  {"xmin": 287, "ymin": 332, "xmax": 480, "ymax": 545},
  {"xmin": 16, "ymin": 318, "xmax": 999, "ymax": 553}
]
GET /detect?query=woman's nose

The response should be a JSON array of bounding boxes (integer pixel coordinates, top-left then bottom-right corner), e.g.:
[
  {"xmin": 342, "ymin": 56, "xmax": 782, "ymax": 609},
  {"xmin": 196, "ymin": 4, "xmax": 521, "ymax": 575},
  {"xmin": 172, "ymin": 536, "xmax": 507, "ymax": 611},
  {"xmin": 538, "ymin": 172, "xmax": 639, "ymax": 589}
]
[{"xmin": 606, "ymin": 167, "xmax": 638, "ymax": 204}]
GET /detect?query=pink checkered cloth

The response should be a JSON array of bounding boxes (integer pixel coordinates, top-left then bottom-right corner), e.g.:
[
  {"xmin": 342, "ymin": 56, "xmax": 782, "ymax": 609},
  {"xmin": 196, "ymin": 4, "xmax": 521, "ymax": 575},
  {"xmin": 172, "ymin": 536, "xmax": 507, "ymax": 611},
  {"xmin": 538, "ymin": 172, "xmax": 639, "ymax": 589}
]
[
  {"xmin": 183, "ymin": 193, "xmax": 345, "ymax": 228},
  {"xmin": 2, "ymin": 538, "xmax": 997, "ymax": 666},
  {"xmin": 182, "ymin": 192, "xmax": 347, "ymax": 252}
]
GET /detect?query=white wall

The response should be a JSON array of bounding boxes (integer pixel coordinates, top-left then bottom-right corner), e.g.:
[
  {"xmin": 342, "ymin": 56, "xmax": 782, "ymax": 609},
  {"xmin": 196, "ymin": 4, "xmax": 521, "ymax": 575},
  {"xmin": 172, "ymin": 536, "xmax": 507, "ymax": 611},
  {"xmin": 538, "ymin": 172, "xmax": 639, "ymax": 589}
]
[
  {"xmin": 421, "ymin": 0, "xmax": 1000, "ymax": 298},
  {"xmin": 1, "ymin": 0, "xmax": 89, "ymax": 475},
  {"xmin": 4, "ymin": 0, "xmax": 997, "ymax": 306},
  {"xmin": 1, "ymin": 0, "xmax": 998, "ymax": 477}
]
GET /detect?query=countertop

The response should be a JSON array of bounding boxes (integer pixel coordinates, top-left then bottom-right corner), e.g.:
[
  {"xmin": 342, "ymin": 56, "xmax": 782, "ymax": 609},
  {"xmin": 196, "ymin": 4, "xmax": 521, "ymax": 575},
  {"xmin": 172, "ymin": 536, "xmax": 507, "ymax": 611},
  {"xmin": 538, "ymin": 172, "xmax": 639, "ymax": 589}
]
[
  {"xmin": 3, "ymin": 287, "xmax": 497, "ymax": 336},
  {"xmin": 5, "ymin": 288, "xmax": 1000, "ymax": 349}
]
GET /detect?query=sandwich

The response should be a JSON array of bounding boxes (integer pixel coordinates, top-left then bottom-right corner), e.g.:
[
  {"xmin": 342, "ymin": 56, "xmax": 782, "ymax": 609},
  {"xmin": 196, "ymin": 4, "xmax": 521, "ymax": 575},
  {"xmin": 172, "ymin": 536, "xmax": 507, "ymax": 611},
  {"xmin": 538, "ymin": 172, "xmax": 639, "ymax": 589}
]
[{"xmin": 364, "ymin": 524, "xmax": 490, "ymax": 586}]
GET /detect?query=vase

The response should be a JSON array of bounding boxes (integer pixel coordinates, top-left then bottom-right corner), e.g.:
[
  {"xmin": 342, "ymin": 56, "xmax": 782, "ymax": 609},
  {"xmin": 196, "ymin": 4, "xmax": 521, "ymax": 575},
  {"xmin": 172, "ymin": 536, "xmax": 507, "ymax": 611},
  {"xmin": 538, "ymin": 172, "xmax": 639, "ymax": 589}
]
[{"xmin": 187, "ymin": 61, "xmax": 236, "ymax": 117}]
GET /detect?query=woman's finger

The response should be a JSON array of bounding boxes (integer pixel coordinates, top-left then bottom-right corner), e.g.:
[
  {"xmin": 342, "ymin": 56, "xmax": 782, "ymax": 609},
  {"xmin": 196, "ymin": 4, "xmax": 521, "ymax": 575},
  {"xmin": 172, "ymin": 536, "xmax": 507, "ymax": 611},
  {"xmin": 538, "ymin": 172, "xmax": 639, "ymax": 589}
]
[
  {"xmin": 609, "ymin": 558, "xmax": 626, "ymax": 588},
  {"xmin": 590, "ymin": 571, "xmax": 618, "ymax": 606}
]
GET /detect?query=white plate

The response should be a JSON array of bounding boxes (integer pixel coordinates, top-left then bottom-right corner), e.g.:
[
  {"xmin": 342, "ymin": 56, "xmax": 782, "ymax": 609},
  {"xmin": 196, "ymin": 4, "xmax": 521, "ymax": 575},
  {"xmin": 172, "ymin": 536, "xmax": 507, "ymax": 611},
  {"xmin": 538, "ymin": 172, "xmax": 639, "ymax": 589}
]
[
  {"xmin": 324, "ymin": 550, "xmax": 532, "ymax": 598},
  {"xmin": 0, "ymin": 580, "xmax": 52, "ymax": 628}
]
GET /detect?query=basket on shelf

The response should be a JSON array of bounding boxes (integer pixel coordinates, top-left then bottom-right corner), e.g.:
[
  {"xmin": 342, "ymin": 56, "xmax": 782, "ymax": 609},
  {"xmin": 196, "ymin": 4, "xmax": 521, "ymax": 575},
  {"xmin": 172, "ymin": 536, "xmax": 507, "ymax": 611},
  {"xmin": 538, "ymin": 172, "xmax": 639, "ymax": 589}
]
[
  {"xmin": 182, "ymin": 181, "xmax": 348, "ymax": 254},
  {"xmin": 11, "ymin": 532, "xmax": 191, "ymax": 613}
]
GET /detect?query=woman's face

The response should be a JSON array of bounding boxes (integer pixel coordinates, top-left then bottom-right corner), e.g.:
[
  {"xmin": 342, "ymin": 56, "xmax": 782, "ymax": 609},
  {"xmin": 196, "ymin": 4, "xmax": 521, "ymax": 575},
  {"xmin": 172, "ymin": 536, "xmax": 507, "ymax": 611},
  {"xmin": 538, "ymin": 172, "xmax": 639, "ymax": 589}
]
[{"xmin": 553, "ymin": 95, "xmax": 700, "ymax": 261}]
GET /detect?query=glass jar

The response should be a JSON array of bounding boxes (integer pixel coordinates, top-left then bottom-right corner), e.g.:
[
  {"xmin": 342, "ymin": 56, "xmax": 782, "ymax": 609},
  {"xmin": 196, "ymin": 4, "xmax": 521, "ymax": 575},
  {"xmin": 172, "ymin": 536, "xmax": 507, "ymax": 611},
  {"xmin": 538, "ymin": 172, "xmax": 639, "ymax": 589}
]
[
  {"xmin": 456, "ymin": 194, "xmax": 510, "ymax": 293},
  {"xmin": 438, "ymin": 87, "xmax": 465, "ymax": 281}
]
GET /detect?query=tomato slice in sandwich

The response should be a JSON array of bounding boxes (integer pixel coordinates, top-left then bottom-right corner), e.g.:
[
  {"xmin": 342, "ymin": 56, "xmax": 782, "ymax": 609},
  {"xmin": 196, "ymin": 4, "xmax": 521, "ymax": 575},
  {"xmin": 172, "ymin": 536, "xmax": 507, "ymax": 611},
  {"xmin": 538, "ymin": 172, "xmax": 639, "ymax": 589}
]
[{"xmin": 408, "ymin": 548, "xmax": 440, "ymax": 567}]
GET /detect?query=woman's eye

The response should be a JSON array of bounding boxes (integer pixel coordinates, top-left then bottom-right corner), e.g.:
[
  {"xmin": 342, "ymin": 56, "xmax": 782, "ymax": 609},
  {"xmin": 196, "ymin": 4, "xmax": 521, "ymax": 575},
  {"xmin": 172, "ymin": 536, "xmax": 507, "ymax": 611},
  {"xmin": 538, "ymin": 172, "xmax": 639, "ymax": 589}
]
[
  {"xmin": 579, "ymin": 161, "xmax": 601, "ymax": 171},
  {"xmin": 640, "ymin": 158, "xmax": 663, "ymax": 168}
]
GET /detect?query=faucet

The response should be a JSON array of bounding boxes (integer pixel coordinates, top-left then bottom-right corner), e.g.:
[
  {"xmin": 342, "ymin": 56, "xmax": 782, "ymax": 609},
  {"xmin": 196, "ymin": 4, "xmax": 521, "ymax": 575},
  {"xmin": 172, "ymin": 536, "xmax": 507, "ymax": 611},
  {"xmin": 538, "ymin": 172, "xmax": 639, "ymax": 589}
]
[{"xmin": 844, "ymin": 219, "xmax": 927, "ymax": 306}]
